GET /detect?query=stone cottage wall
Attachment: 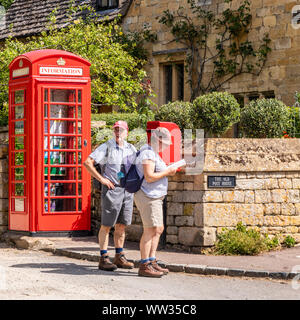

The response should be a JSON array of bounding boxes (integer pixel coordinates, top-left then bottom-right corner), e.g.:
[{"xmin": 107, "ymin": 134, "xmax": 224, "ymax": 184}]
[
  {"xmin": 92, "ymin": 138, "xmax": 300, "ymax": 252},
  {"xmin": 123, "ymin": 0, "xmax": 300, "ymax": 107}
]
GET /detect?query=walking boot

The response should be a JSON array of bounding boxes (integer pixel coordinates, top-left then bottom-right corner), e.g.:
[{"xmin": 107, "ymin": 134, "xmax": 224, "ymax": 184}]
[
  {"xmin": 113, "ymin": 253, "xmax": 134, "ymax": 269},
  {"xmin": 98, "ymin": 255, "xmax": 117, "ymax": 271},
  {"xmin": 138, "ymin": 262, "xmax": 163, "ymax": 278},
  {"xmin": 150, "ymin": 260, "xmax": 169, "ymax": 275}
]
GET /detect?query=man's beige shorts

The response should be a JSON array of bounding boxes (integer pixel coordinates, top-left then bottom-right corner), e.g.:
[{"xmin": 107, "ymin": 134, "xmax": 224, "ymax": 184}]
[{"xmin": 134, "ymin": 189, "xmax": 165, "ymax": 228}]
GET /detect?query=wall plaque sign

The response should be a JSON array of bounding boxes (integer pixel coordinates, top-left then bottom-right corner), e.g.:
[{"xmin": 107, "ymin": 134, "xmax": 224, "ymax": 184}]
[{"xmin": 207, "ymin": 176, "xmax": 236, "ymax": 188}]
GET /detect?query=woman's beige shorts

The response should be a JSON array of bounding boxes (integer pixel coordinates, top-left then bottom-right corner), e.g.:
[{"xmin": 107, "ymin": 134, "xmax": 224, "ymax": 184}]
[{"xmin": 134, "ymin": 189, "xmax": 165, "ymax": 228}]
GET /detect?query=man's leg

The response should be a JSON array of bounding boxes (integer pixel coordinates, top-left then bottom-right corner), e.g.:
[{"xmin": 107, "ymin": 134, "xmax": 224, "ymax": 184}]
[
  {"xmin": 114, "ymin": 223, "xmax": 126, "ymax": 249},
  {"xmin": 113, "ymin": 223, "xmax": 134, "ymax": 269},
  {"xmin": 98, "ymin": 225, "xmax": 118, "ymax": 271},
  {"xmin": 98, "ymin": 185, "xmax": 122, "ymax": 271},
  {"xmin": 98, "ymin": 225, "xmax": 111, "ymax": 253},
  {"xmin": 112, "ymin": 191, "xmax": 134, "ymax": 269}
]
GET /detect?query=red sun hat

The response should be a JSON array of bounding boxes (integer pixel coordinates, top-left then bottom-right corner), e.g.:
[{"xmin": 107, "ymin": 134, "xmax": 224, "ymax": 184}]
[{"xmin": 113, "ymin": 120, "xmax": 128, "ymax": 131}]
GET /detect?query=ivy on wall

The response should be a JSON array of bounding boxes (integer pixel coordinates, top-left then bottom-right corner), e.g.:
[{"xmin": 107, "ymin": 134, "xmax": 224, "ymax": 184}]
[{"xmin": 158, "ymin": 0, "xmax": 272, "ymax": 100}]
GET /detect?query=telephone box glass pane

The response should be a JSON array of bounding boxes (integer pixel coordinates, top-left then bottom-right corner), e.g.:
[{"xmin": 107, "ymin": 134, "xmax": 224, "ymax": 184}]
[
  {"xmin": 78, "ymin": 198, "xmax": 82, "ymax": 211},
  {"xmin": 14, "ymin": 106, "xmax": 24, "ymax": 119},
  {"xmin": 49, "ymin": 198, "xmax": 76, "ymax": 212},
  {"xmin": 78, "ymin": 152, "xmax": 82, "ymax": 164},
  {"xmin": 50, "ymin": 89, "xmax": 75, "ymax": 103},
  {"xmin": 78, "ymin": 90, "xmax": 82, "ymax": 103},
  {"xmin": 50, "ymin": 105, "xmax": 75, "ymax": 119},
  {"xmin": 50, "ymin": 136, "xmax": 76, "ymax": 149},
  {"xmin": 49, "ymin": 120, "xmax": 76, "ymax": 134},
  {"xmin": 44, "ymin": 137, "xmax": 48, "ymax": 149},
  {"xmin": 49, "ymin": 167, "xmax": 76, "ymax": 180},
  {"xmin": 49, "ymin": 183, "xmax": 76, "ymax": 196},
  {"xmin": 49, "ymin": 151, "xmax": 76, "ymax": 165},
  {"xmin": 78, "ymin": 167, "xmax": 82, "ymax": 180},
  {"xmin": 44, "ymin": 104, "xmax": 48, "ymax": 117},
  {"xmin": 14, "ymin": 121, "xmax": 24, "ymax": 134},
  {"xmin": 78, "ymin": 121, "xmax": 82, "ymax": 134},
  {"xmin": 14, "ymin": 183, "xmax": 24, "ymax": 196},
  {"xmin": 44, "ymin": 199, "xmax": 49, "ymax": 212},
  {"xmin": 44, "ymin": 120, "xmax": 48, "ymax": 133},
  {"xmin": 44, "ymin": 89, "xmax": 48, "ymax": 102},
  {"xmin": 14, "ymin": 152, "xmax": 24, "ymax": 166},
  {"xmin": 15, "ymin": 137, "xmax": 24, "ymax": 150},
  {"xmin": 14, "ymin": 168, "xmax": 24, "ymax": 181},
  {"xmin": 77, "ymin": 137, "xmax": 82, "ymax": 149},
  {"xmin": 78, "ymin": 183, "xmax": 82, "ymax": 196},
  {"xmin": 14, "ymin": 90, "xmax": 24, "ymax": 104},
  {"xmin": 78, "ymin": 106, "xmax": 82, "ymax": 119},
  {"xmin": 14, "ymin": 198, "xmax": 24, "ymax": 212}
]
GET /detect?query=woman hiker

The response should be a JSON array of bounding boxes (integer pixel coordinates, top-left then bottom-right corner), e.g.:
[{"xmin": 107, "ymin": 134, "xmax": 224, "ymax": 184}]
[{"xmin": 135, "ymin": 127, "xmax": 177, "ymax": 278}]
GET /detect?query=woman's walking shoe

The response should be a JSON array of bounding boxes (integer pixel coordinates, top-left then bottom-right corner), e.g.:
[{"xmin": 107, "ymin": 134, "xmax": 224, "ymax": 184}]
[
  {"xmin": 113, "ymin": 253, "xmax": 134, "ymax": 269},
  {"xmin": 98, "ymin": 255, "xmax": 118, "ymax": 271},
  {"xmin": 151, "ymin": 260, "xmax": 169, "ymax": 275},
  {"xmin": 138, "ymin": 262, "xmax": 163, "ymax": 278}
]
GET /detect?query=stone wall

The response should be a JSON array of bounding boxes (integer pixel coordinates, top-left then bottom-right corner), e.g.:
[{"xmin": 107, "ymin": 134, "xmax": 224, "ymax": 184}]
[
  {"xmin": 123, "ymin": 0, "xmax": 300, "ymax": 107},
  {"xmin": 92, "ymin": 138, "xmax": 300, "ymax": 252},
  {"xmin": 2, "ymin": 132, "xmax": 300, "ymax": 250},
  {"xmin": 0, "ymin": 127, "xmax": 8, "ymax": 235}
]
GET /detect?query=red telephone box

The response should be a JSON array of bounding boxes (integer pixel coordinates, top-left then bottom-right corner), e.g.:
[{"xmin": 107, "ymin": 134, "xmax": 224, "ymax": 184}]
[
  {"xmin": 146, "ymin": 121, "xmax": 182, "ymax": 166},
  {"xmin": 8, "ymin": 49, "xmax": 91, "ymax": 235}
]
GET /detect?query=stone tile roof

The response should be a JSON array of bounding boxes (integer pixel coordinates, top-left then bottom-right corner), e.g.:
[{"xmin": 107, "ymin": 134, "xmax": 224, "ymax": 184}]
[{"xmin": 0, "ymin": 0, "xmax": 133, "ymax": 40}]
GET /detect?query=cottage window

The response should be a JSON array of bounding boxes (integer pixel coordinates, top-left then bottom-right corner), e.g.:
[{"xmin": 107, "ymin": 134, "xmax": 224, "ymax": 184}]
[
  {"xmin": 163, "ymin": 63, "xmax": 185, "ymax": 104},
  {"xmin": 96, "ymin": 0, "xmax": 119, "ymax": 11},
  {"xmin": 196, "ymin": 0, "xmax": 212, "ymax": 6}
]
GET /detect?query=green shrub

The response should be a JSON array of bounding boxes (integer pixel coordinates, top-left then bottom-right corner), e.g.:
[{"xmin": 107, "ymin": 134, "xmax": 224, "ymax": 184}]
[
  {"xmin": 154, "ymin": 101, "xmax": 194, "ymax": 132},
  {"xmin": 193, "ymin": 92, "xmax": 240, "ymax": 137},
  {"xmin": 286, "ymin": 106, "xmax": 300, "ymax": 138},
  {"xmin": 91, "ymin": 112, "xmax": 152, "ymax": 147},
  {"xmin": 283, "ymin": 235, "xmax": 296, "ymax": 248},
  {"xmin": 240, "ymin": 98, "xmax": 290, "ymax": 138},
  {"xmin": 91, "ymin": 112, "xmax": 154, "ymax": 131},
  {"xmin": 214, "ymin": 222, "xmax": 280, "ymax": 255},
  {"xmin": 0, "ymin": 102, "xmax": 8, "ymax": 127}
]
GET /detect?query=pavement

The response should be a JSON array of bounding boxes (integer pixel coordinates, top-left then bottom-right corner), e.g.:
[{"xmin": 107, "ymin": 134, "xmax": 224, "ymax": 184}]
[{"xmin": 2, "ymin": 232, "xmax": 300, "ymax": 280}]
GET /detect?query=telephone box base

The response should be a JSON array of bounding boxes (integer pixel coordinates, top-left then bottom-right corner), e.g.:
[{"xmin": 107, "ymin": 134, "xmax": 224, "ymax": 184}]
[{"xmin": 7, "ymin": 230, "xmax": 92, "ymax": 237}]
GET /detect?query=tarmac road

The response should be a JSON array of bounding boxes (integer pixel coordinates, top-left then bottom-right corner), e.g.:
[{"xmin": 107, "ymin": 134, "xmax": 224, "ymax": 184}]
[{"xmin": 0, "ymin": 244, "xmax": 300, "ymax": 300}]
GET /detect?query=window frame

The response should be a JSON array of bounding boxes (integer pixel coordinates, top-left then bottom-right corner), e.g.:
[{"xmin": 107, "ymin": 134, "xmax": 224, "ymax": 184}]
[
  {"xmin": 162, "ymin": 62, "xmax": 185, "ymax": 104},
  {"xmin": 96, "ymin": 0, "xmax": 119, "ymax": 11}
]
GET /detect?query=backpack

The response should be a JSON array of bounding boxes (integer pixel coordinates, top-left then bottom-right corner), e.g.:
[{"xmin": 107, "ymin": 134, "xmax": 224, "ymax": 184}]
[{"xmin": 119, "ymin": 150, "xmax": 144, "ymax": 193}]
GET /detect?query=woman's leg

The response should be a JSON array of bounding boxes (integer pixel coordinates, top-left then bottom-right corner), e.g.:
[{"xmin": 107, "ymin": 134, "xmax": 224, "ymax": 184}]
[
  {"xmin": 149, "ymin": 226, "xmax": 164, "ymax": 259},
  {"xmin": 140, "ymin": 227, "xmax": 156, "ymax": 260}
]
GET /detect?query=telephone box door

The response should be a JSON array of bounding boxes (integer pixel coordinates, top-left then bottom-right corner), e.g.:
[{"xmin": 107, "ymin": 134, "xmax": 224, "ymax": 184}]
[{"xmin": 37, "ymin": 84, "xmax": 91, "ymax": 231}]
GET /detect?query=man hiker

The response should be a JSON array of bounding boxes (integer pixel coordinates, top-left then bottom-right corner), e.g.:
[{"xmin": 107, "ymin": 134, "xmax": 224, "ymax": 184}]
[{"xmin": 83, "ymin": 121, "xmax": 136, "ymax": 271}]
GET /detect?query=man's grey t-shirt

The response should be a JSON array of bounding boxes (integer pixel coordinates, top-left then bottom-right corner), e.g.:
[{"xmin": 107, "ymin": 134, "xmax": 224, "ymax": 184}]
[
  {"xmin": 89, "ymin": 139, "xmax": 136, "ymax": 186},
  {"xmin": 136, "ymin": 144, "xmax": 168, "ymax": 199}
]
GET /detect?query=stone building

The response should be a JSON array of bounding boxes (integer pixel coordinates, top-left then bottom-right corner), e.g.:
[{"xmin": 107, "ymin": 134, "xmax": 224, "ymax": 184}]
[
  {"xmin": 0, "ymin": 0, "xmax": 299, "ymax": 113},
  {"xmin": 122, "ymin": 0, "xmax": 300, "ymax": 111}
]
